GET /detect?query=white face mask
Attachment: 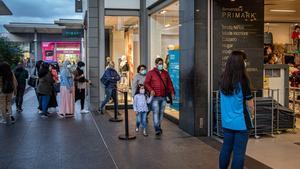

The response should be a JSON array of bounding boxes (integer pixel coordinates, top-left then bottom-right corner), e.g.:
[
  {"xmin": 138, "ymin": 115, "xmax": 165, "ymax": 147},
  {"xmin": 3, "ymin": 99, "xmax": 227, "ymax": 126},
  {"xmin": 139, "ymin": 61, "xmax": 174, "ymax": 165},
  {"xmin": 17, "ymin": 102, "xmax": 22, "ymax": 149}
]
[
  {"xmin": 80, "ymin": 67, "xmax": 84, "ymax": 71},
  {"xmin": 140, "ymin": 89, "xmax": 145, "ymax": 94},
  {"xmin": 67, "ymin": 65, "xmax": 71, "ymax": 69}
]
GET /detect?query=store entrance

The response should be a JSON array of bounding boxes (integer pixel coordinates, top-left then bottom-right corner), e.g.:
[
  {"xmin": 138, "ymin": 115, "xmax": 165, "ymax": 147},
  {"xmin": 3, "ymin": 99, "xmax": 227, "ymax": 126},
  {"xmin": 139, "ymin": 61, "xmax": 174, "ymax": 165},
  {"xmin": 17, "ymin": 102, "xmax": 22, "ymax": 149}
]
[
  {"xmin": 104, "ymin": 16, "xmax": 140, "ymax": 105},
  {"xmin": 211, "ymin": 0, "xmax": 299, "ymax": 137},
  {"xmin": 150, "ymin": 0, "xmax": 180, "ymax": 120}
]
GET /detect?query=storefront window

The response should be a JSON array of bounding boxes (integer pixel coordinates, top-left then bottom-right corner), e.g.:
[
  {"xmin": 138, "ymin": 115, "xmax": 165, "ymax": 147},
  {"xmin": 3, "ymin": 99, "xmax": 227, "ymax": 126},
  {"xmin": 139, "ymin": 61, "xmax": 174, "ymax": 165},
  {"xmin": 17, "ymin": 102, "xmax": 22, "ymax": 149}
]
[
  {"xmin": 105, "ymin": 16, "xmax": 140, "ymax": 104},
  {"xmin": 42, "ymin": 42, "xmax": 81, "ymax": 64},
  {"xmin": 150, "ymin": 1, "xmax": 180, "ymax": 119}
]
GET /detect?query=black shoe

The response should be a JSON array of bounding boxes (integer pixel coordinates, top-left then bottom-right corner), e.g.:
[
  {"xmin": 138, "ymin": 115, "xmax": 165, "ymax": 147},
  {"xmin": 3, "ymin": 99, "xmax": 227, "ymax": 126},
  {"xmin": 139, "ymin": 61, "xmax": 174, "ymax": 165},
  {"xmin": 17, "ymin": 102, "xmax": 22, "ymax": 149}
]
[
  {"xmin": 155, "ymin": 131, "xmax": 161, "ymax": 136},
  {"xmin": 160, "ymin": 129, "xmax": 163, "ymax": 134},
  {"xmin": 11, "ymin": 116, "xmax": 15, "ymax": 122},
  {"xmin": 98, "ymin": 109, "xmax": 104, "ymax": 114}
]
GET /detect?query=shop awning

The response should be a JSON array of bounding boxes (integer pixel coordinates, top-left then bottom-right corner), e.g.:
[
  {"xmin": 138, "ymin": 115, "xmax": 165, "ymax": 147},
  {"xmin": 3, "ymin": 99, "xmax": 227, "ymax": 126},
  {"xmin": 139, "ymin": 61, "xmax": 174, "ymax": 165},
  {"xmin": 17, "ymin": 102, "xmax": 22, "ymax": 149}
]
[
  {"xmin": 0, "ymin": 0, "xmax": 12, "ymax": 15},
  {"xmin": 54, "ymin": 19, "xmax": 83, "ymax": 29},
  {"xmin": 3, "ymin": 23, "xmax": 66, "ymax": 34}
]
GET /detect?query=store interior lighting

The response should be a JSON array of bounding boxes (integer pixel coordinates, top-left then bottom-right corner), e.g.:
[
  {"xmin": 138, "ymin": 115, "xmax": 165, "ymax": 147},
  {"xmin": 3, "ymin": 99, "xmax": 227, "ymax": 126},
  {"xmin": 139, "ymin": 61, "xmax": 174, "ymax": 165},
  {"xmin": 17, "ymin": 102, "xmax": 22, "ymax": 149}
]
[
  {"xmin": 270, "ymin": 9, "xmax": 296, "ymax": 13},
  {"xmin": 160, "ymin": 10, "xmax": 167, "ymax": 14}
]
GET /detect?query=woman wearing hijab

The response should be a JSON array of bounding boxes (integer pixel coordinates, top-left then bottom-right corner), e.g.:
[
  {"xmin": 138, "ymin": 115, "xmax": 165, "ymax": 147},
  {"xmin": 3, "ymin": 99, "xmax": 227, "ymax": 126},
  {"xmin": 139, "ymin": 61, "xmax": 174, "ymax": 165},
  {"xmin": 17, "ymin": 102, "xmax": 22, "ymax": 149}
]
[{"xmin": 59, "ymin": 61, "xmax": 75, "ymax": 118}]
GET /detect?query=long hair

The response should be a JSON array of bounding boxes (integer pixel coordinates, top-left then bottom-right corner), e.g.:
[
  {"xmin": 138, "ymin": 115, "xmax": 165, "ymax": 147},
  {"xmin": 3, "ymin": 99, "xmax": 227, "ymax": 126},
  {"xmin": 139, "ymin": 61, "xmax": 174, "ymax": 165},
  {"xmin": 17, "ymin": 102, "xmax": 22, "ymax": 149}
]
[
  {"xmin": 0, "ymin": 62, "xmax": 13, "ymax": 87},
  {"xmin": 220, "ymin": 51, "xmax": 250, "ymax": 95},
  {"xmin": 38, "ymin": 62, "xmax": 49, "ymax": 78}
]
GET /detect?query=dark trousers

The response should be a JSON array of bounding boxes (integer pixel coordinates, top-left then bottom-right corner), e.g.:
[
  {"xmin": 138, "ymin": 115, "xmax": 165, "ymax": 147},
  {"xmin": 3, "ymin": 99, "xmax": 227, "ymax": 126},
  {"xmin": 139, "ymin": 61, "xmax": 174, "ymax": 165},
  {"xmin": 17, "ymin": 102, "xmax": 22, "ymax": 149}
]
[
  {"xmin": 100, "ymin": 88, "xmax": 118, "ymax": 112},
  {"xmin": 16, "ymin": 85, "xmax": 26, "ymax": 109},
  {"xmin": 77, "ymin": 89, "xmax": 85, "ymax": 110},
  {"xmin": 35, "ymin": 89, "xmax": 42, "ymax": 110},
  {"xmin": 219, "ymin": 128, "xmax": 249, "ymax": 169}
]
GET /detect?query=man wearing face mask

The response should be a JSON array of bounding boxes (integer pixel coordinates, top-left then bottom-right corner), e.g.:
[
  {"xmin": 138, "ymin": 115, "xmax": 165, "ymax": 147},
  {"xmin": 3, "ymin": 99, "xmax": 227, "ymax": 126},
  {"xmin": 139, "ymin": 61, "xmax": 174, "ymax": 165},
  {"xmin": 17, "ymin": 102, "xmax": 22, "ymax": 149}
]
[
  {"xmin": 74, "ymin": 61, "xmax": 91, "ymax": 114},
  {"xmin": 99, "ymin": 61, "xmax": 120, "ymax": 114},
  {"xmin": 144, "ymin": 58, "xmax": 175, "ymax": 136}
]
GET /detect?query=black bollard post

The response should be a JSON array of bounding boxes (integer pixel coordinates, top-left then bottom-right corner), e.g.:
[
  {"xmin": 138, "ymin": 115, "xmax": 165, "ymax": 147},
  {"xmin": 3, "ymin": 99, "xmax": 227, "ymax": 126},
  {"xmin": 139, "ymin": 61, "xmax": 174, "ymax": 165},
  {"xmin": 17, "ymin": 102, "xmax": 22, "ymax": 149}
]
[
  {"xmin": 109, "ymin": 90, "xmax": 123, "ymax": 122},
  {"xmin": 119, "ymin": 91, "xmax": 136, "ymax": 140}
]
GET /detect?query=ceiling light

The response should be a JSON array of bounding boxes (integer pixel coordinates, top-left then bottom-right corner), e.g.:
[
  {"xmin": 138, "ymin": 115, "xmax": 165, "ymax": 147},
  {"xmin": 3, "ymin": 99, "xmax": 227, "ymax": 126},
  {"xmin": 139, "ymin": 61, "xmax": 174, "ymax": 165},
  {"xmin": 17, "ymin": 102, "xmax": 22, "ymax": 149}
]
[
  {"xmin": 270, "ymin": 9, "xmax": 296, "ymax": 13},
  {"xmin": 164, "ymin": 24, "xmax": 171, "ymax": 28},
  {"xmin": 160, "ymin": 10, "xmax": 167, "ymax": 14}
]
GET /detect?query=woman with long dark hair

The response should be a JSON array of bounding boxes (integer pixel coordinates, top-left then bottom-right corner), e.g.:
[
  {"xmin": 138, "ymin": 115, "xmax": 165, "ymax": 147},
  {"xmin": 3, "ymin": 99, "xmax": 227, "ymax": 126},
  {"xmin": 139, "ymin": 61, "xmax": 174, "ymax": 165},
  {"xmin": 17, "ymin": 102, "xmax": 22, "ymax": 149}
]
[
  {"xmin": 0, "ymin": 62, "xmax": 18, "ymax": 125},
  {"xmin": 219, "ymin": 51, "xmax": 254, "ymax": 169},
  {"xmin": 37, "ymin": 62, "xmax": 54, "ymax": 118}
]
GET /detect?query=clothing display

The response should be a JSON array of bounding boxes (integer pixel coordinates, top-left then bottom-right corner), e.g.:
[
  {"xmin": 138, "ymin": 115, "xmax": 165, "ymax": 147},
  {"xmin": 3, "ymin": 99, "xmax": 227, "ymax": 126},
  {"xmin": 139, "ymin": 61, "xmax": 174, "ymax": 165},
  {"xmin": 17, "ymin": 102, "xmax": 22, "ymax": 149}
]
[{"xmin": 119, "ymin": 55, "xmax": 130, "ymax": 86}]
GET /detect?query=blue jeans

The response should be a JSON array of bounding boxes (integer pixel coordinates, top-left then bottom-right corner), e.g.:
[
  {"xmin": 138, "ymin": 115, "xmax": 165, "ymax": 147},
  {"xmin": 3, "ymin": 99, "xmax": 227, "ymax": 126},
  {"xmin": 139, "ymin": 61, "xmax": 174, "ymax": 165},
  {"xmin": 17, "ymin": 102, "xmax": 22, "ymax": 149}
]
[
  {"xmin": 219, "ymin": 128, "xmax": 249, "ymax": 169},
  {"xmin": 151, "ymin": 97, "xmax": 167, "ymax": 132},
  {"xmin": 100, "ymin": 88, "xmax": 118, "ymax": 112},
  {"xmin": 136, "ymin": 111, "xmax": 147, "ymax": 129},
  {"xmin": 40, "ymin": 95, "xmax": 51, "ymax": 114}
]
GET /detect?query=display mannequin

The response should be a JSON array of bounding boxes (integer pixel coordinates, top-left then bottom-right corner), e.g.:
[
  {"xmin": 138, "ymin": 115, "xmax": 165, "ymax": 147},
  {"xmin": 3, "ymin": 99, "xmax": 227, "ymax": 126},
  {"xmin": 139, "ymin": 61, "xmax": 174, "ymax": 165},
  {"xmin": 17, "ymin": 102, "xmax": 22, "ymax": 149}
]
[
  {"xmin": 119, "ymin": 55, "xmax": 129, "ymax": 86},
  {"xmin": 291, "ymin": 25, "xmax": 300, "ymax": 51}
]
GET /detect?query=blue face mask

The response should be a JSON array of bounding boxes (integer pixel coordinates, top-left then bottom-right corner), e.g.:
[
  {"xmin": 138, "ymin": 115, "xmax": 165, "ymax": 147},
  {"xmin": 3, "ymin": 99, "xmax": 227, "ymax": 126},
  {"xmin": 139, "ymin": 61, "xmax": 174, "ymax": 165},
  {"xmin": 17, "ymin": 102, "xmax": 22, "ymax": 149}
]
[
  {"xmin": 140, "ymin": 70, "xmax": 147, "ymax": 75},
  {"xmin": 157, "ymin": 64, "xmax": 163, "ymax": 71}
]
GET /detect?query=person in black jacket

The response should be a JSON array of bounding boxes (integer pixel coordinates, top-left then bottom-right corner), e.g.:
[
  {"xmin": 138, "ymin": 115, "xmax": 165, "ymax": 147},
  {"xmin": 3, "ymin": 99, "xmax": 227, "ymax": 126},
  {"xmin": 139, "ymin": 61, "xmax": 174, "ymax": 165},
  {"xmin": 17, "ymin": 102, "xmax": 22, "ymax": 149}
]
[
  {"xmin": 14, "ymin": 62, "xmax": 29, "ymax": 112},
  {"xmin": 74, "ymin": 61, "xmax": 91, "ymax": 114},
  {"xmin": 37, "ymin": 62, "xmax": 54, "ymax": 118}
]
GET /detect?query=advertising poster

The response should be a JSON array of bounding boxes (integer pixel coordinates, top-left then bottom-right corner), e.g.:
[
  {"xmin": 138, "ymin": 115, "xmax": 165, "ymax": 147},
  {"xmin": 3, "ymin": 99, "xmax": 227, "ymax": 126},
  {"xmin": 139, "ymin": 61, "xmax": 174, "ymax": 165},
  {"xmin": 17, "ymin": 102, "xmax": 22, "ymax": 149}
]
[{"xmin": 168, "ymin": 50, "xmax": 180, "ymax": 111}]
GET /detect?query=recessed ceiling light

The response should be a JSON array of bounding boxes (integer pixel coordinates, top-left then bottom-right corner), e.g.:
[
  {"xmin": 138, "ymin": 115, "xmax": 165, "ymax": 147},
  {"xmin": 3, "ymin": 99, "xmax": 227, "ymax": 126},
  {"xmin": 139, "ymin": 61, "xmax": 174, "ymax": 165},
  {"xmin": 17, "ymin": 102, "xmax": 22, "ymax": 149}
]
[
  {"xmin": 270, "ymin": 9, "xmax": 296, "ymax": 12},
  {"xmin": 164, "ymin": 24, "xmax": 171, "ymax": 28},
  {"xmin": 160, "ymin": 10, "xmax": 167, "ymax": 14}
]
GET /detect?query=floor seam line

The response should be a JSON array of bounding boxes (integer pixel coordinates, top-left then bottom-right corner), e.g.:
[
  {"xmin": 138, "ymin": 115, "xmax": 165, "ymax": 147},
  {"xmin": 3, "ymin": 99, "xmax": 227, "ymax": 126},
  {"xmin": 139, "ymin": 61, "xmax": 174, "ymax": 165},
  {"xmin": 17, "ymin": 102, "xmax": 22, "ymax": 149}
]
[{"xmin": 89, "ymin": 112, "xmax": 119, "ymax": 169}]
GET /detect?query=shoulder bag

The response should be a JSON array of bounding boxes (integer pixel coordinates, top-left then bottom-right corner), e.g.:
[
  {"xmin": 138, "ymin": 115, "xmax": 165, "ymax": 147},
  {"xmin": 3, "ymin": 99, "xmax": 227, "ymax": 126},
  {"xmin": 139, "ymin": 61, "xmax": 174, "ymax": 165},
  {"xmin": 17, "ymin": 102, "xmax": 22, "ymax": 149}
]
[{"xmin": 154, "ymin": 71, "xmax": 173, "ymax": 104}]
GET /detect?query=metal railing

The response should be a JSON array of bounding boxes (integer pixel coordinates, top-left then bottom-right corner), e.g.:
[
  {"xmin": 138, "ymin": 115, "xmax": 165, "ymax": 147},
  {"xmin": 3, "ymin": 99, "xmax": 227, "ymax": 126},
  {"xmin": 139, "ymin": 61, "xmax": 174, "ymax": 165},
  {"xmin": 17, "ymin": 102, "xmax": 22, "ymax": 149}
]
[{"xmin": 212, "ymin": 89, "xmax": 296, "ymax": 138}]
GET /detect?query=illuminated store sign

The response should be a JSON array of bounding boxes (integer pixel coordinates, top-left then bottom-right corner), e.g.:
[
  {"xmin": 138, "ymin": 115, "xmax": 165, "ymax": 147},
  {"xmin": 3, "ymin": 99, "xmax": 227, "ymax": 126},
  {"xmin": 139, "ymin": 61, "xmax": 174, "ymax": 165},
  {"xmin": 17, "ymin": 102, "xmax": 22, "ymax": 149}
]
[{"xmin": 213, "ymin": 0, "xmax": 264, "ymax": 90}]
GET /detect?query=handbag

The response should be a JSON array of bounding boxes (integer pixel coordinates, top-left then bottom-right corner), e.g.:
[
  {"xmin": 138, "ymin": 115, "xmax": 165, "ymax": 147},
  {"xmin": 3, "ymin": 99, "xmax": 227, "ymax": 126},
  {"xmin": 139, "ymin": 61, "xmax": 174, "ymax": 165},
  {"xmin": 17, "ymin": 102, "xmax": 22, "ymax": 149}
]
[
  {"xmin": 28, "ymin": 76, "xmax": 37, "ymax": 88},
  {"xmin": 154, "ymin": 71, "xmax": 173, "ymax": 105}
]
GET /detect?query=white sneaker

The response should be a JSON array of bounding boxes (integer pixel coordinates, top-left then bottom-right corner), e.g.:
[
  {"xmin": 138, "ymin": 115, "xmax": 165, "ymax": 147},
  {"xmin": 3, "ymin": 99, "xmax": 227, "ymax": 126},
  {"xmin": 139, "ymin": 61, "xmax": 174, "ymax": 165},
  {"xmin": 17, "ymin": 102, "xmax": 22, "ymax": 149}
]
[
  {"xmin": 135, "ymin": 128, "xmax": 139, "ymax": 132},
  {"xmin": 0, "ymin": 118, "xmax": 6, "ymax": 124},
  {"xmin": 80, "ymin": 109, "xmax": 90, "ymax": 114},
  {"xmin": 37, "ymin": 110, "xmax": 42, "ymax": 114}
]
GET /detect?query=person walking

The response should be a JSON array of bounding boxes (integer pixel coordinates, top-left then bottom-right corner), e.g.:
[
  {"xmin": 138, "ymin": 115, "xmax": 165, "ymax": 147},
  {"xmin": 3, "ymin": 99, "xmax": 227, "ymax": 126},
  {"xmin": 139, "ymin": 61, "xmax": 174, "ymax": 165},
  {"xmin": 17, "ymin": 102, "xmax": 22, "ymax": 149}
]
[
  {"xmin": 74, "ymin": 61, "xmax": 91, "ymax": 114},
  {"xmin": 132, "ymin": 65, "xmax": 147, "ymax": 98},
  {"xmin": 133, "ymin": 84, "xmax": 153, "ymax": 137},
  {"xmin": 14, "ymin": 62, "xmax": 29, "ymax": 112},
  {"xmin": 34, "ymin": 60, "xmax": 44, "ymax": 114},
  {"xmin": 144, "ymin": 58, "xmax": 175, "ymax": 136},
  {"xmin": 0, "ymin": 62, "xmax": 18, "ymax": 125},
  {"xmin": 59, "ymin": 61, "xmax": 75, "ymax": 118},
  {"xmin": 37, "ymin": 62, "xmax": 54, "ymax": 118},
  {"xmin": 132, "ymin": 65, "xmax": 151, "ymax": 121},
  {"xmin": 219, "ymin": 51, "xmax": 254, "ymax": 169},
  {"xmin": 99, "ymin": 61, "xmax": 120, "ymax": 114}
]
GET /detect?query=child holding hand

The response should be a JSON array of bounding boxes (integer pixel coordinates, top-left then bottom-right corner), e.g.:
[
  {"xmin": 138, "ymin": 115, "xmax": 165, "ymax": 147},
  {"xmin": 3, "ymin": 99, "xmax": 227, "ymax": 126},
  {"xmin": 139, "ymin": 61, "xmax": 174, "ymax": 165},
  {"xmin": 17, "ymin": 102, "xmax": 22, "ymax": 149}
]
[{"xmin": 133, "ymin": 84, "xmax": 153, "ymax": 137}]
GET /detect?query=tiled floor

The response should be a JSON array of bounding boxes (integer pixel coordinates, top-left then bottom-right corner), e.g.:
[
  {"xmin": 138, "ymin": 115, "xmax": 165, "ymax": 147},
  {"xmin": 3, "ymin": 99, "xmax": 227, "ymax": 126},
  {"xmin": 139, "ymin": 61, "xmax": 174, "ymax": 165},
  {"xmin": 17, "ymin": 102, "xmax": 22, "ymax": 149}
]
[
  {"xmin": 0, "ymin": 89, "xmax": 271, "ymax": 169},
  {"xmin": 247, "ymin": 124, "xmax": 300, "ymax": 169}
]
